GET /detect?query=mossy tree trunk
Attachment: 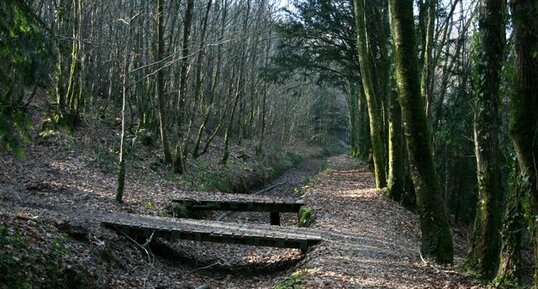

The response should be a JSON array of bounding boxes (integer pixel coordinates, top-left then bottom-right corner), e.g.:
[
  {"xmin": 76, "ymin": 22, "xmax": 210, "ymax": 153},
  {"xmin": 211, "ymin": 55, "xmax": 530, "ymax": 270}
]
[
  {"xmin": 496, "ymin": 170, "xmax": 524, "ymax": 287},
  {"xmin": 348, "ymin": 82, "xmax": 361, "ymax": 158},
  {"xmin": 387, "ymin": 89, "xmax": 405, "ymax": 202},
  {"xmin": 365, "ymin": 0, "xmax": 391, "ymax": 174},
  {"xmin": 466, "ymin": 0, "xmax": 506, "ymax": 280},
  {"xmin": 65, "ymin": 0, "xmax": 82, "ymax": 117},
  {"xmin": 352, "ymin": 0, "xmax": 387, "ymax": 188},
  {"xmin": 388, "ymin": 0, "xmax": 454, "ymax": 263},
  {"xmin": 358, "ymin": 91, "xmax": 371, "ymax": 162},
  {"xmin": 54, "ymin": 0, "xmax": 83, "ymax": 126},
  {"xmin": 502, "ymin": 0, "xmax": 538, "ymax": 286}
]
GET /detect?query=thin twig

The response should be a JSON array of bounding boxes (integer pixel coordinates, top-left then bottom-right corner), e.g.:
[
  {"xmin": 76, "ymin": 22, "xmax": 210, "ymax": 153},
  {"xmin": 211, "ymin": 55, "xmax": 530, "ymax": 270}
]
[
  {"xmin": 114, "ymin": 227, "xmax": 156, "ymax": 288},
  {"xmin": 187, "ymin": 261, "xmax": 223, "ymax": 274}
]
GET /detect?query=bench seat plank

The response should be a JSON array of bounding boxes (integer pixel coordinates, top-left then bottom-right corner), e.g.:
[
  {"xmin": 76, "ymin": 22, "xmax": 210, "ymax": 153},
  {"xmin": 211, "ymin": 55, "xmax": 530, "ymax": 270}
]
[{"xmin": 172, "ymin": 192, "xmax": 304, "ymax": 213}]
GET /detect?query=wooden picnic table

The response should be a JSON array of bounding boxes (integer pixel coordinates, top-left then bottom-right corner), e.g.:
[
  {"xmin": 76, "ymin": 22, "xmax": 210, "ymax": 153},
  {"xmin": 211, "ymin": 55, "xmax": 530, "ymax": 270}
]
[{"xmin": 172, "ymin": 192, "xmax": 304, "ymax": 225}]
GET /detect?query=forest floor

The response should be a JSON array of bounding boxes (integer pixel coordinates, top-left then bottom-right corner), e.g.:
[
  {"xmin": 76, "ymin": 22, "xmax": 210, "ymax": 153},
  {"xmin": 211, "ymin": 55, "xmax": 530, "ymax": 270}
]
[
  {"xmin": 287, "ymin": 156, "xmax": 483, "ymax": 289},
  {"xmin": 0, "ymin": 114, "xmax": 483, "ymax": 288}
]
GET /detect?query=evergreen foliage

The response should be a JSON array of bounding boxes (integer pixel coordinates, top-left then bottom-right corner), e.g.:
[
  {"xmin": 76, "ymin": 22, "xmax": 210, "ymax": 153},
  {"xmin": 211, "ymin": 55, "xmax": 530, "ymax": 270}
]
[
  {"xmin": 268, "ymin": 0, "xmax": 358, "ymax": 85},
  {"xmin": 0, "ymin": 0, "xmax": 51, "ymax": 156}
]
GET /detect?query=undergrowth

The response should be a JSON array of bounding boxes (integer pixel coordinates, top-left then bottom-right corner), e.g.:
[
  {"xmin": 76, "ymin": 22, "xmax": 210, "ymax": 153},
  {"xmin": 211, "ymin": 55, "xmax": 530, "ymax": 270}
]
[
  {"xmin": 298, "ymin": 207, "xmax": 314, "ymax": 227},
  {"xmin": 158, "ymin": 149, "xmax": 307, "ymax": 194},
  {"xmin": 0, "ymin": 225, "xmax": 95, "ymax": 289},
  {"xmin": 273, "ymin": 271, "xmax": 304, "ymax": 289}
]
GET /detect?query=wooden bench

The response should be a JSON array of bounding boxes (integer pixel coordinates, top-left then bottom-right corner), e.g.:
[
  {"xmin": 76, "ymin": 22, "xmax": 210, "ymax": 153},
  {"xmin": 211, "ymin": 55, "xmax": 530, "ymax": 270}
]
[
  {"xmin": 101, "ymin": 212, "xmax": 322, "ymax": 251},
  {"xmin": 171, "ymin": 192, "xmax": 304, "ymax": 225}
]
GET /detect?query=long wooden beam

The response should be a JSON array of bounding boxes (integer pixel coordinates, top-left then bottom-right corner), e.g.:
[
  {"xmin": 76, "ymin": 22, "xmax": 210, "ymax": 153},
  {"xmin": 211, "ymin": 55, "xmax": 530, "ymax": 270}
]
[{"xmin": 101, "ymin": 212, "xmax": 321, "ymax": 250}]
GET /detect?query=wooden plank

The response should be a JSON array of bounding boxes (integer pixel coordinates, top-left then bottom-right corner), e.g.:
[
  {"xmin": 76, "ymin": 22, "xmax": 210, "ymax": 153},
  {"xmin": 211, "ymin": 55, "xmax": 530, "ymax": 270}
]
[
  {"xmin": 101, "ymin": 213, "xmax": 321, "ymax": 250},
  {"xmin": 171, "ymin": 192, "xmax": 304, "ymax": 214}
]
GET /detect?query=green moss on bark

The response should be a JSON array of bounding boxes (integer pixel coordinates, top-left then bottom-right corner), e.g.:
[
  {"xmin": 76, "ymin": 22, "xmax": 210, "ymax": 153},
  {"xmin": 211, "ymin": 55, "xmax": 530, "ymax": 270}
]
[
  {"xmin": 504, "ymin": 0, "xmax": 538, "ymax": 285},
  {"xmin": 387, "ymin": 90, "xmax": 405, "ymax": 201},
  {"xmin": 466, "ymin": 0, "xmax": 506, "ymax": 280},
  {"xmin": 352, "ymin": 0, "xmax": 387, "ymax": 188},
  {"xmin": 388, "ymin": 0, "xmax": 453, "ymax": 263}
]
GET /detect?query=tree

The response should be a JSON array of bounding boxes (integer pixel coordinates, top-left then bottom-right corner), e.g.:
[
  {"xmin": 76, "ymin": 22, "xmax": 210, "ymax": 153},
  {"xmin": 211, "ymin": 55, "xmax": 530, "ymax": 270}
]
[
  {"xmin": 156, "ymin": 0, "xmax": 172, "ymax": 164},
  {"xmin": 191, "ymin": 0, "xmax": 213, "ymax": 159},
  {"xmin": 387, "ymin": 87, "xmax": 406, "ymax": 201},
  {"xmin": 0, "ymin": 0, "xmax": 50, "ymax": 156},
  {"xmin": 52, "ymin": 0, "xmax": 85, "ymax": 127},
  {"xmin": 466, "ymin": 0, "xmax": 506, "ymax": 280},
  {"xmin": 388, "ymin": 0, "xmax": 454, "ymax": 263},
  {"xmin": 116, "ymin": 10, "xmax": 136, "ymax": 204},
  {"xmin": 353, "ymin": 0, "xmax": 387, "ymax": 188},
  {"xmin": 174, "ymin": 0, "xmax": 194, "ymax": 174},
  {"xmin": 501, "ymin": 0, "xmax": 538, "ymax": 286},
  {"xmin": 420, "ymin": 0, "xmax": 436, "ymax": 116}
]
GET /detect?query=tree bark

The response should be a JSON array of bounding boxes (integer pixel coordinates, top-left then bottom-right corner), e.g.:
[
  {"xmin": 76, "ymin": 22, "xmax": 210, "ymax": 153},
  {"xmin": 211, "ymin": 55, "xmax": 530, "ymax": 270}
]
[
  {"xmin": 502, "ymin": 0, "xmax": 538, "ymax": 286},
  {"xmin": 388, "ymin": 0, "xmax": 454, "ymax": 263},
  {"xmin": 353, "ymin": 0, "xmax": 387, "ymax": 188},
  {"xmin": 496, "ymin": 171, "xmax": 524, "ymax": 286},
  {"xmin": 348, "ymin": 82, "xmax": 361, "ymax": 158},
  {"xmin": 387, "ymin": 89, "xmax": 405, "ymax": 201},
  {"xmin": 174, "ymin": 0, "xmax": 194, "ymax": 174},
  {"xmin": 156, "ymin": 0, "xmax": 173, "ymax": 164},
  {"xmin": 466, "ymin": 0, "xmax": 506, "ymax": 280},
  {"xmin": 420, "ymin": 0, "xmax": 436, "ymax": 117},
  {"xmin": 116, "ymin": 10, "xmax": 134, "ymax": 204}
]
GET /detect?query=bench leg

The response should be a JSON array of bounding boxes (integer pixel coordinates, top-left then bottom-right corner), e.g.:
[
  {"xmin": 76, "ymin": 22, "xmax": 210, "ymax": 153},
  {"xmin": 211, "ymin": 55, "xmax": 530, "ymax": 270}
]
[{"xmin": 270, "ymin": 212, "xmax": 280, "ymax": 226}]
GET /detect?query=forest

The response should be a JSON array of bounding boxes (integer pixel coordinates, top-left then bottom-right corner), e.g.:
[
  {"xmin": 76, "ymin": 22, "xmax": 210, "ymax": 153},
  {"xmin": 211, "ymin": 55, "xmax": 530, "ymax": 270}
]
[{"xmin": 0, "ymin": 0, "xmax": 537, "ymax": 288}]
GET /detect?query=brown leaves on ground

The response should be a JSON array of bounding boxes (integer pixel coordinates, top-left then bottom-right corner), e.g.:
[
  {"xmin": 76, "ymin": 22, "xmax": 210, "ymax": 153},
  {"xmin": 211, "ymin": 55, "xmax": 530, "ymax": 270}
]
[
  {"xmin": 1, "ymin": 121, "xmax": 482, "ymax": 288},
  {"xmin": 295, "ymin": 156, "xmax": 482, "ymax": 289}
]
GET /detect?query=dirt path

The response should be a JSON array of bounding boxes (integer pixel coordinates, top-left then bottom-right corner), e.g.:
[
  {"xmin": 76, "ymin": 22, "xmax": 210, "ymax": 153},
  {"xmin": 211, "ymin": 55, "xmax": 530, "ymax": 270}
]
[{"xmin": 289, "ymin": 155, "xmax": 481, "ymax": 288}]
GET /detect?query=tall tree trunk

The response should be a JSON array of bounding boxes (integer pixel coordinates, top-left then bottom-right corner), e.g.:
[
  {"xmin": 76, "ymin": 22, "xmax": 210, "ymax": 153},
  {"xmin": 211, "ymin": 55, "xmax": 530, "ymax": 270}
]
[
  {"xmin": 193, "ymin": 0, "xmax": 226, "ymax": 159},
  {"xmin": 174, "ymin": 0, "xmax": 194, "ymax": 174},
  {"xmin": 353, "ymin": 0, "xmax": 387, "ymax": 188},
  {"xmin": 190, "ymin": 0, "xmax": 213, "ymax": 158},
  {"xmin": 358, "ymin": 90, "xmax": 371, "ymax": 162},
  {"xmin": 116, "ymin": 7, "xmax": 137, "ymax": 204},
  {"xmin": 502, "ymin": 0, "xmax": 538, "ymax": 286},
  {"xmin": 387, "ymin": 89, "xmax": 405, "ymax": 201},
  {"xmin": 221, "ymin": 78, "xmax": 242, "ymax": 165},
  {"xmin": 466, "ymin": 0, "xmax": 506, "ymax": 280},
  {"xmin": 348, "ymin": 82, "xmax": 361, "ymax": 158},
  {"xmin": 420, "ymin": 0, "xmax": 436, "ymax": 116},
  {"xmin": 256, "ymin": 23, "xmax": 271, "ymax": 156},
  {"xmin": 116, "ymin": 19, "xmax": 133, "ymax": 204},
  {"xmin": 388, "ymin": 0, "xmax": 454, "ymax": 263},
  {"xmin": 156, "ymin": 0, "xmax": 172, "ymax": 164}
]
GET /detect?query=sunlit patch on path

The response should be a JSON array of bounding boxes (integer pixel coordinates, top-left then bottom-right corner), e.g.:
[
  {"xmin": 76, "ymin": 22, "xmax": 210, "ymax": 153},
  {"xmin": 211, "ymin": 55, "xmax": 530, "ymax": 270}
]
[{"xmin": 297, "ymin": 155, "xmax": 482, "ymax": 288}]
